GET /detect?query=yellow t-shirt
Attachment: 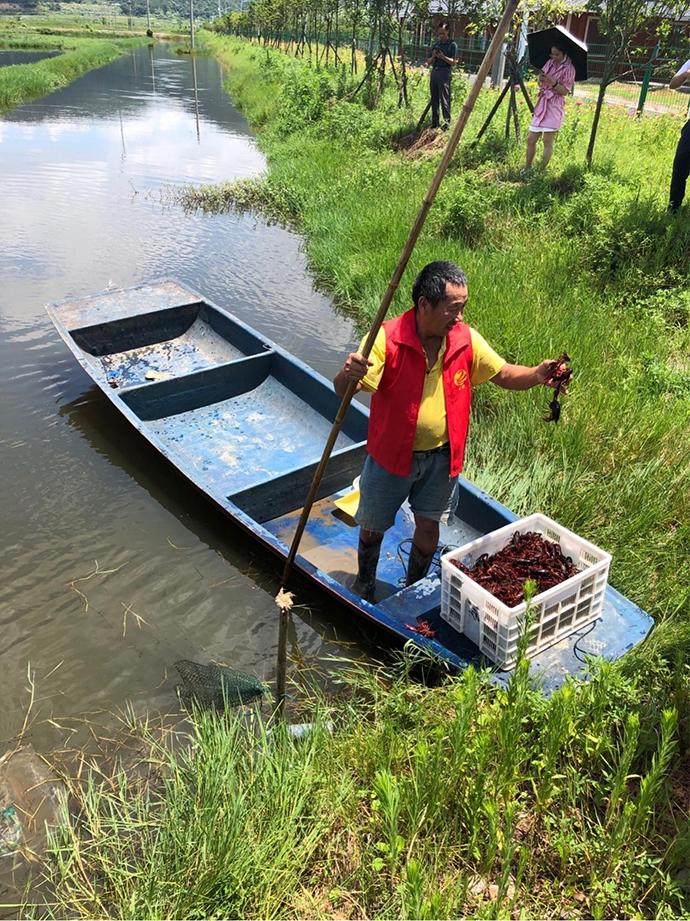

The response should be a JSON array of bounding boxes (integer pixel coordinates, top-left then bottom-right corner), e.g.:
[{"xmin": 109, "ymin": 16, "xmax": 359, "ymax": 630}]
[{"xmin": 358, "ymin": 326, "xmax": 505, "ymax": 451}]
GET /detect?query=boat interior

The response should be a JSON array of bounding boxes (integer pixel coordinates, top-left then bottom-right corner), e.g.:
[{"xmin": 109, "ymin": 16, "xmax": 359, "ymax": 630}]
[
  {"xmin": 65, "ymin": 293, "xmax": 484, "ymax": 609},
  {"xmin": 51, "ymin": 283, "xmax": 653, "ymax": 685}
]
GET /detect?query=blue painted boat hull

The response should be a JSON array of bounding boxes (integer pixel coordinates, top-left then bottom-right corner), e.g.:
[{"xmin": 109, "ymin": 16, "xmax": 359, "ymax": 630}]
[{"xmin": 47, "ymin": 280, "xmax": 654, "ymax": 691}]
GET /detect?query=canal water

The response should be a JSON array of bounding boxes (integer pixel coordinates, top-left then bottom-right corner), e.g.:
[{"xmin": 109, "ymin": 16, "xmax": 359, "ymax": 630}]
[
  {"xmin": 0, "ymin": 44, "xmax": 369, "ymax": 749},
  {"xmin": 0, "ymin": 50, "xmax": 61, "ymax": 67}
]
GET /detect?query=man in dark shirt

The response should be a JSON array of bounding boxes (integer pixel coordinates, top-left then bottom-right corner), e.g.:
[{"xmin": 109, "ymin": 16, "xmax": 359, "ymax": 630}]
[{"xmin": 427, "ymin": 21, "xmax": 457, "ymax": 130}]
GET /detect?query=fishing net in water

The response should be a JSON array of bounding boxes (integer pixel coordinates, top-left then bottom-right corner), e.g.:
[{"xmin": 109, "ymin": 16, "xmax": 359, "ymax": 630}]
[{"xmin": 174, "ymin": 659, "xmax": 266, "ymax": 711}]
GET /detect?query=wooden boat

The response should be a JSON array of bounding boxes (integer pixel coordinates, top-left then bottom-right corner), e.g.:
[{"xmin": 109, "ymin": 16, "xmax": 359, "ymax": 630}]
[{"xmin": 48, "ymin": 280, "xmax": 653, "ymax": 691}]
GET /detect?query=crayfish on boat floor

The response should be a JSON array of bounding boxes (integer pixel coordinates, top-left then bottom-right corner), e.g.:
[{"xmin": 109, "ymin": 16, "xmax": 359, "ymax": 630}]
[
  {"xmin": 543, "ymin": 352, "xmax": 573, "ymax": 423},
  {"xmin": 405, "ymin": 618, "xmax": 437, "ymax": 638}
]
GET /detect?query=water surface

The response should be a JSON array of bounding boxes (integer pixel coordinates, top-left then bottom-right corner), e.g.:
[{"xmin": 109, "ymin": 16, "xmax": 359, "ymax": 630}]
[
  {"xmin": 0, "ymin": 50, "xmax": 61, "ymax": 66},
  {"xmin": 0, "ymin": 45, "xmax": 372, "ymax": 748}
]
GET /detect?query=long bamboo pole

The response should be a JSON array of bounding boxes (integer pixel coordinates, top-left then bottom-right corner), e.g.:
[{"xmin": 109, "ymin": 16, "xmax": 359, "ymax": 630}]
[{"xmin": 275, "ymin": 0, "xmax": 519, "ymax": 713}]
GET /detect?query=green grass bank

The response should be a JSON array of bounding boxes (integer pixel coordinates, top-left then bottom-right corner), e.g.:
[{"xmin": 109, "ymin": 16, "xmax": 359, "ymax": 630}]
[
  {"xmin": 36, "ymin": 653, "xmax": 690, "ymax": 919},
  {"xmin": 0, "ymin": 33, "xmax": 147, "ymax": 111}
]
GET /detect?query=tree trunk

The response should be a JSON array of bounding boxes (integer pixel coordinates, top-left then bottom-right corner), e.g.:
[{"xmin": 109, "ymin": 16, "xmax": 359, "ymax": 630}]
[
  {"xmin": 397, "ymin": 17, "xmax": 409, "ymax": 106},
  {"xmin": 350, "ymin": 0, "xmax": 359, "ymax": 74},
  {"xmin": 334, "ymin": 2, "xmax": 339, "ymax": 67},
  {"xmin": 586, "ymin": 42, "xmax": 616, "ymax": 167}
]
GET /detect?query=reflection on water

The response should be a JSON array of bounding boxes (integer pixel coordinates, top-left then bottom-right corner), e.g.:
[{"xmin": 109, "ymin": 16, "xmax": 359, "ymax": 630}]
[
  {"xmin": 0, "ymin": 45, "xmax": 368, "ymax": 748},
  {"xmin": 0, "ymin": 50, "xmax": 61, "ymax": 66}
]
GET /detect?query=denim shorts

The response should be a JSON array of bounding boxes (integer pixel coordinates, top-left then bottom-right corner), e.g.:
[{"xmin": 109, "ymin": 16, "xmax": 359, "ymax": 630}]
[{"xmin": 355, "ymin": 446, "xmax": 457, "ymax": 534}]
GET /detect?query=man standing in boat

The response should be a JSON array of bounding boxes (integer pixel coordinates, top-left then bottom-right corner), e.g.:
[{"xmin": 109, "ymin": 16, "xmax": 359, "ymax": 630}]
[{"xmin": 334, "ymin": 261, "xmax": 559, "ymax": 601}]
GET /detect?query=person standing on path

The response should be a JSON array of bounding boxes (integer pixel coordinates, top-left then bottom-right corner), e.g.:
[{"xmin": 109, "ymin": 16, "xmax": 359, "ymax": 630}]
[
  {"xmin": 668, "ymin": 58, "xmax": 690, "ymax": 211},
  {"xmin": 333, "ymin": 261, "xmax": 561, "ymax": 602},
  {"xmin": 524, "ymin": 41, "xmax": 576, "ymax": 173},
  {"xmin": 427, "ymin": 21, "xmax": 457, "ymax": 130}
]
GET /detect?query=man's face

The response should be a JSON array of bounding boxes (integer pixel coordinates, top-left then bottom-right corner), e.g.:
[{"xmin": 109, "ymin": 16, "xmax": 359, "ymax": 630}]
[
  {"xmin": 437, "ymin": 24, "xmax": 448, "ymax": 40},
  {"xmin": 419, "ymin": 282, "xmax": 468, "ymax": 336}
]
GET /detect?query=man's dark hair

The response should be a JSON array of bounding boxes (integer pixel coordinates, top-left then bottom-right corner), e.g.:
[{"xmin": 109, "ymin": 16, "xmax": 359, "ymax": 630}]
[{"xmin": 412, "ymin": 261, "xmax": 467, "ymax": 310}]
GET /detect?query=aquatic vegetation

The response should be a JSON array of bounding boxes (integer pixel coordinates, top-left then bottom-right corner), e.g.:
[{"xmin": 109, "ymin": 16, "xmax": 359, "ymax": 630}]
[{"xmin": 177, "ymin": 176, "xmax": 304, "ymax": 226}]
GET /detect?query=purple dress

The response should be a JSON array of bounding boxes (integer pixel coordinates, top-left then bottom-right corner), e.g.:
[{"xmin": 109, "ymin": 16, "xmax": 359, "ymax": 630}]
[{"xmin": 529, "ymin": 57, "xmax": 576, "ymax": 132}]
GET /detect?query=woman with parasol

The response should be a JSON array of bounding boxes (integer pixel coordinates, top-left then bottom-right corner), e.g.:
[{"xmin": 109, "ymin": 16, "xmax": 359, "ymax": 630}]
[{"xmin": 523, "ymin": 39, "xmax": 576, "ymax": 173}]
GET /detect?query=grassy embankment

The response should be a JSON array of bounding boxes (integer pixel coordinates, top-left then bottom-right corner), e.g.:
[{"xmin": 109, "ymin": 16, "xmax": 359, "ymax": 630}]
[
  {"xmin": 21, "ymin": 34, "xmax": 690, "ymax": 921},
  {"xmin": 0, "ymin": 17, "xmax": 151, "ymax": 111},
  {"xmin": 1, "ymin": 3, "xmax": 186, "ymax": 36}
]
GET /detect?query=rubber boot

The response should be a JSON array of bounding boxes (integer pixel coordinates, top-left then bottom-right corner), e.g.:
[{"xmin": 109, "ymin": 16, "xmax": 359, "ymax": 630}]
[
  {"xmin": 352, "ymin": 535, "xmax": 382, "ymax": 602},
  {"xmin": 406, "ymin": 543, "xmax": 435, "ymax": 587}
]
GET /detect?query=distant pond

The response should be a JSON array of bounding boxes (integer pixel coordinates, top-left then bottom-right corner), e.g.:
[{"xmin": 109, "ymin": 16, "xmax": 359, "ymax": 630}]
[{"xmin": 0, "ymin": 49, "xmax": 61, "ymax": 66}]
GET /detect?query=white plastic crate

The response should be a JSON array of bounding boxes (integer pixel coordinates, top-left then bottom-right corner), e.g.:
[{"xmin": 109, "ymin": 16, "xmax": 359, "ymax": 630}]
[{"xmin": 440, "ymin": 513, "xmax": 611, "ymax": 669}]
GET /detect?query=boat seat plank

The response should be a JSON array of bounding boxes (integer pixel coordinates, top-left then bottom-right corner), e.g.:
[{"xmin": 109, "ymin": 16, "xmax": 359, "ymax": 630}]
[
  {"xmin": 230, "ymin": 443, "xmax": 367, "ymax": 522},
  {"xmin": 50, "ymin": 280, "xmax": 200, "ymax": 331},
  {"xmin": 120, "ymin": 352, "xmax": 275, "ymax": 420}
]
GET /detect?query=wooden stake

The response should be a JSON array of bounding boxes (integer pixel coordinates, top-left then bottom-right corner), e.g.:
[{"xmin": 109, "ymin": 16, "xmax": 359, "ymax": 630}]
[{"xmin": 274, "ymin": 0, "xmax": 521, "ymax": 715}]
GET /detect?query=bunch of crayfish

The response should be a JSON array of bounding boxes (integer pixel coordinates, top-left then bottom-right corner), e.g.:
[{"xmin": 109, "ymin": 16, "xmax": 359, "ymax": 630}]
[
  {"xmin": 451, "ymin": 531, "xmax": 579, "ymax": 608},
  {"xmin": 543, "ymin": 352, "xmax": 572, "ymax": 423}
]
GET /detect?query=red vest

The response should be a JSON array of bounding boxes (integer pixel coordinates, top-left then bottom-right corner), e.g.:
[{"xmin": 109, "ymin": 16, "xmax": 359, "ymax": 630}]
[{"xmin": 367, "ymin": 309, "xmax": 473, "ymax": 477}]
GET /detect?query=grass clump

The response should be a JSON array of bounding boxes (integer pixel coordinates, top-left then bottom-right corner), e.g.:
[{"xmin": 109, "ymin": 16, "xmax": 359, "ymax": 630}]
[
  {"xmin": 36, "ymin": 650, "xmax": 690, "ymax": 919},
  {"xmin": 0, "ymin": 33, "xmax": 67, "ymax": 50},
  {"xmin": 178, "ymin": 175, "xmax": 305, "ymax": 225}
]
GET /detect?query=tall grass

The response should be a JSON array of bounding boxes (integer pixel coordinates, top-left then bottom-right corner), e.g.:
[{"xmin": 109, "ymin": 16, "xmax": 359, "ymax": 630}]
[
  {"xmin": 0, "ymin": 35, "xmax": 146, "ymax": 111},
  {"xmin": 38, "ymin": 650, "xmax": 690, "ymax": 919},
  {"xmin": 0, "ymin": 33, "xmax": 68, "ymax": 50}
]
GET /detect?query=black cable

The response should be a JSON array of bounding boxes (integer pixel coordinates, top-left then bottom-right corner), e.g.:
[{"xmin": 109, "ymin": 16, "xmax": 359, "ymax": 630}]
[
  {"xmin": 395, "ymin": 538, "xmax": 460, "ymax": 588},
  {"xmin": 572, "ymin": 618, "xmax": 602, "ymax": 663}
]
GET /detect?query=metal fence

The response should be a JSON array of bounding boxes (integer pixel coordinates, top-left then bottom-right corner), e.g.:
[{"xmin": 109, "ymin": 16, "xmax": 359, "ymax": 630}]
[{"xmin": 232, "ymin": 26, "xmax": 690, "ymax": 116}]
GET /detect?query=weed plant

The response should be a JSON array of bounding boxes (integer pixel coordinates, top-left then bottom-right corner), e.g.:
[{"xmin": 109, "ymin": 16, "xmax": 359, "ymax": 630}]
[{"xmin": 37, "ymin": 649, "xmax": 690, "ymax": 919}]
